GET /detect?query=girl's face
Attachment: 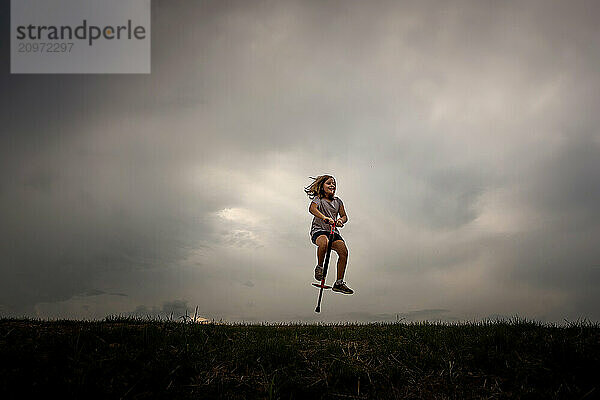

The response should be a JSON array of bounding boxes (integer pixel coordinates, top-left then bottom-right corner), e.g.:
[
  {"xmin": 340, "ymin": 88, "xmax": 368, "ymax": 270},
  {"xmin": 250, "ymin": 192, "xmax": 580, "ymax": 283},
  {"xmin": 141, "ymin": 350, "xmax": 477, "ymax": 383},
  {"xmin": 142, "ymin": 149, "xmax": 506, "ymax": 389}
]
[{"xmin": 323, "ymin": 177, "xmax": 336, "ymax": 198}]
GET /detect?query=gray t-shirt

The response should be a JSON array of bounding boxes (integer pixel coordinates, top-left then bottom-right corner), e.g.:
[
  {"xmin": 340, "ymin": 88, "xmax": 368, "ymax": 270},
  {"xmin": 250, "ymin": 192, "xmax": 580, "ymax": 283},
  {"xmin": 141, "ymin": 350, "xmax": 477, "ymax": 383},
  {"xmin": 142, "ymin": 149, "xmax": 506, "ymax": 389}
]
[{"xmin": 310, "ymin": 196, "xmax": 344, "ymax": 237}]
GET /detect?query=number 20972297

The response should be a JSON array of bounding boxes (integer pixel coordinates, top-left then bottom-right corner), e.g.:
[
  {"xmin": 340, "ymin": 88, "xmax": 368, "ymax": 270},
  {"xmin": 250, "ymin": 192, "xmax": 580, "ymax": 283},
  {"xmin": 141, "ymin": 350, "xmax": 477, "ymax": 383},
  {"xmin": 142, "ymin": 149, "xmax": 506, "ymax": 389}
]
[{"xmin": 18, "ymin": 42, "xmax": 74, "ymax": 52}]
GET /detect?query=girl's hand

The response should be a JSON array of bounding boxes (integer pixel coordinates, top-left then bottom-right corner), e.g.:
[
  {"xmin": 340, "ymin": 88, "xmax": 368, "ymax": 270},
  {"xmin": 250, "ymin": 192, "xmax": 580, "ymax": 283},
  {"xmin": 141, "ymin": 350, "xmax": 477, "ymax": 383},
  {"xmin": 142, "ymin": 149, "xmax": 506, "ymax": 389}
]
[
  {"xmin": 336, "ymin": 219, "xmax": 344, "ymax": 227},
  {"xmin": 323, "ymin": 217, "xmax": 335, "ymax": 225}
]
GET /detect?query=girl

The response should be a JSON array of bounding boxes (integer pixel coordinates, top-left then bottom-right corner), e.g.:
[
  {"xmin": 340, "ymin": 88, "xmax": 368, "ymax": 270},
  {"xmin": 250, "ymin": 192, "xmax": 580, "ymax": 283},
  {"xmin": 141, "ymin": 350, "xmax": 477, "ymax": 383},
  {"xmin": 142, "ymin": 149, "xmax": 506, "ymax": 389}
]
[{"xmin": 304, "ymin": 175, "xmax": 353, "ymax": 294}]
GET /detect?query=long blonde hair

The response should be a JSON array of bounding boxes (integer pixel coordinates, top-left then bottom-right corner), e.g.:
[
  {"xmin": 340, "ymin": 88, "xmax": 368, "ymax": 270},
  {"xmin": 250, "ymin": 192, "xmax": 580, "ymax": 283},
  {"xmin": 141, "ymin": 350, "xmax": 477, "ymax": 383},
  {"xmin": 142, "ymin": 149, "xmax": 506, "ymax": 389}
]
[{"xmin": 304, "ymin": 175, "xmax": 334, "ymax": 199}]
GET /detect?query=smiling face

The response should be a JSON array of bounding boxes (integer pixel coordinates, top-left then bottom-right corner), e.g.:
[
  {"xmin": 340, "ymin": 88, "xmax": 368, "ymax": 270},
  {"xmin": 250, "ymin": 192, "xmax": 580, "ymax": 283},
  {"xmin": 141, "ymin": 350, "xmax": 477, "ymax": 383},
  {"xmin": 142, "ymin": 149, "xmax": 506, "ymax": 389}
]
[{"xmin": 322, "ymin": 177, "xmax": 336, "ymax": 199}]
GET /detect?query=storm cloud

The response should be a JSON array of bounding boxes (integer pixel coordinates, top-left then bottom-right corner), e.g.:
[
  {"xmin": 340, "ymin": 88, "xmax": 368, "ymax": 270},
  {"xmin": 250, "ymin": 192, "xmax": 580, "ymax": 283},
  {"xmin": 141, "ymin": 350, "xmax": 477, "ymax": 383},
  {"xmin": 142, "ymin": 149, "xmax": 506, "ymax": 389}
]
[{"xmin": 1, "ymin": 0, "xmax": 599, "ymax": 322}]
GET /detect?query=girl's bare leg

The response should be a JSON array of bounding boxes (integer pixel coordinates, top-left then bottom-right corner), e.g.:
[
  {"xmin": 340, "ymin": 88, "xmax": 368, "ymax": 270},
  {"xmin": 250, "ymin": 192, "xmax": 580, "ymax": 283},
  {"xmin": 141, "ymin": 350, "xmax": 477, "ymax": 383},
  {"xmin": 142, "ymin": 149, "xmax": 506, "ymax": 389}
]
[
  {"xmin": 331, "ymin": 240, "xmax": 348, "ymax": 281},
  {"xmin": 315, "ymin": 235, "xmax": 328, "ymax": 266}
]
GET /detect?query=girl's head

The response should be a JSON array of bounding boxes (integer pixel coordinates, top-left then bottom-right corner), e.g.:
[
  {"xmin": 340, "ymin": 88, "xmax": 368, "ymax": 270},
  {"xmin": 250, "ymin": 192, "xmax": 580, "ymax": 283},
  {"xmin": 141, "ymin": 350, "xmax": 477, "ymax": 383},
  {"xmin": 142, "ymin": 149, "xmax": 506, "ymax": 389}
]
[{"xmin": 304, "ymin": 175, "xmax": 336, "ymax": 199}]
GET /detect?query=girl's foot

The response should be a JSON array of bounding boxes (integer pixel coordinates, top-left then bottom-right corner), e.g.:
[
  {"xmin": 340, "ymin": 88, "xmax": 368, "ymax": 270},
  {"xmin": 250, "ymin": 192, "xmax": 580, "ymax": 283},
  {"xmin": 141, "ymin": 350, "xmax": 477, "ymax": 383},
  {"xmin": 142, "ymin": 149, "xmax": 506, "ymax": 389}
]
[
  {"xmin": 332, "ymin": 281, "xmax": 353, "ymax": 294},
  {"xmin": 314, "ymin": 265, "xmax": 324, "ymax": 281}
]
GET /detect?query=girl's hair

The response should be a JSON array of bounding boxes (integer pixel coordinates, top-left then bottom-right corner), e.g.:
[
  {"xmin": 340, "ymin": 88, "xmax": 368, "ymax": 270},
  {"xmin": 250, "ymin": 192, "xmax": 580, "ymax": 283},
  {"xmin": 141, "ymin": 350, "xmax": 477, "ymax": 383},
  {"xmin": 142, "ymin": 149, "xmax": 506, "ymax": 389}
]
[{"xmin": 304, "ymin": 175, "xmax": 335, "ymax": 199}]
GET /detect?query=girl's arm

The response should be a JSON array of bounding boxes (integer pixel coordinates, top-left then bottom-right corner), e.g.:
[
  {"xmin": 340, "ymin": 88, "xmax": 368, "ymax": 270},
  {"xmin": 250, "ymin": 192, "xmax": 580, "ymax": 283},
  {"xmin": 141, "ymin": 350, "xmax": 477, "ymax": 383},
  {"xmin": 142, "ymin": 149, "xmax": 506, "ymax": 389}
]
[
  {"xmin": 337, "ymin": 203, "xmax": 348, "ymax": 226},
  {"xmin": 309, "ymin": 202, "xmax": 334, "ymax": 225}
]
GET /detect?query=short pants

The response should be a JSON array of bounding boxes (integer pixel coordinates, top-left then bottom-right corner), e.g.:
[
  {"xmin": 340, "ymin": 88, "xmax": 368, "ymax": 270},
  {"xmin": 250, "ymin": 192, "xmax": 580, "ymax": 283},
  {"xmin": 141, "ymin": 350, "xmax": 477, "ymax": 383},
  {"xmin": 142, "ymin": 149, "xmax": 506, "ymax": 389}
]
[{"xmin": 311, "ymin": 230, "xmax": 344, "ymax": 245}]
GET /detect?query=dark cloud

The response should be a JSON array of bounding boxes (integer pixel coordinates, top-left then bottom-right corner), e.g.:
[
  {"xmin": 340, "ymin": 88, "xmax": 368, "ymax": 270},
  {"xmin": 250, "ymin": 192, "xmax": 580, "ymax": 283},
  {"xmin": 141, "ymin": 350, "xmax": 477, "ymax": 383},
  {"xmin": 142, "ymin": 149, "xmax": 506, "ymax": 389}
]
[
  {"xmin": 479, "ymin": 136, "xmax": 600, "ymax": 315},
  {"xmin": 527, "ymin": 136, "xmax": 600, "ymax": 224},
  {"xmin": 76, "ymin": 289, "xmax": 106, "ymax": 297},
  {"xmin": 70, "ymin": 289, "xmax": 127, "ymax": 298},
  {"xmin": 1, "ymin": 0, "xmax": 599, "ymax": 322}
]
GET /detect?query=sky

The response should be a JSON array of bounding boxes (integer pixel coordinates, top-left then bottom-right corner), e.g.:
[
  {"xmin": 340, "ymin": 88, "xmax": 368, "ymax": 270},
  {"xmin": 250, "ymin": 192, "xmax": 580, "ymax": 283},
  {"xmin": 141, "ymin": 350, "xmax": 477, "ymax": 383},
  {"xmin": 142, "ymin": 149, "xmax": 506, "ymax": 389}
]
[{"xmin": 1, "ymin": 0, "xmax": 599, "ymax": 323}]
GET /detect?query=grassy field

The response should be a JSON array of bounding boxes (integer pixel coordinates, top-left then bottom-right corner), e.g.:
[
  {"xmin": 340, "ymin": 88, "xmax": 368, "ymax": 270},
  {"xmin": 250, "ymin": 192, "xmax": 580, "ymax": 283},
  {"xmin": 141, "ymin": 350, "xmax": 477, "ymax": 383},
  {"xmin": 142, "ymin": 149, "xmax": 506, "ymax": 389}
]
[{"xmin": 1, "ymin": 317, "xmax": 598, "ymax": 399}]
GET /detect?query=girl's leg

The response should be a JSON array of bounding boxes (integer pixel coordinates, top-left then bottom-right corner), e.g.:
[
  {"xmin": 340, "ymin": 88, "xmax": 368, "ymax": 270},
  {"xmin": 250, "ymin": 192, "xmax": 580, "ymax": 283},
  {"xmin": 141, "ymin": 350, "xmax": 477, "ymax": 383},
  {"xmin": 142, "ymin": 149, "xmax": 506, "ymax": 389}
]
[
  {"xmin": 331, "ymin": 240, "xmax": 348, "ymax": 280},
  {"xmin": 315, "ymin": 235, "xmax": 329, "ymax": 266}
]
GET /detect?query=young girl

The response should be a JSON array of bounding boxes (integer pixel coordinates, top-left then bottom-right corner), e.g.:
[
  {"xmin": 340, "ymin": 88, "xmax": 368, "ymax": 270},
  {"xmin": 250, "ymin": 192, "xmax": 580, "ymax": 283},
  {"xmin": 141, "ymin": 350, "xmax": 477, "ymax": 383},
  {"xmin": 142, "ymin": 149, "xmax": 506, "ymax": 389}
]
[{"xmin": 304, "ymin": 175, "xmax": 353, "ymax": 294}]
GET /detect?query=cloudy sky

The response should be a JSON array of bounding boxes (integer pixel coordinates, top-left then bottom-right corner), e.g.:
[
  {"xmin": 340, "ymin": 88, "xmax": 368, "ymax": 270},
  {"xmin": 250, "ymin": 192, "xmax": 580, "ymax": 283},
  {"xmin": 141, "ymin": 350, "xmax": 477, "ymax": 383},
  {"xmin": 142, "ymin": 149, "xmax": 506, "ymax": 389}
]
[{"xmin": 1, "ymin": 0, "xmax": 599, "ymax": 323}]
